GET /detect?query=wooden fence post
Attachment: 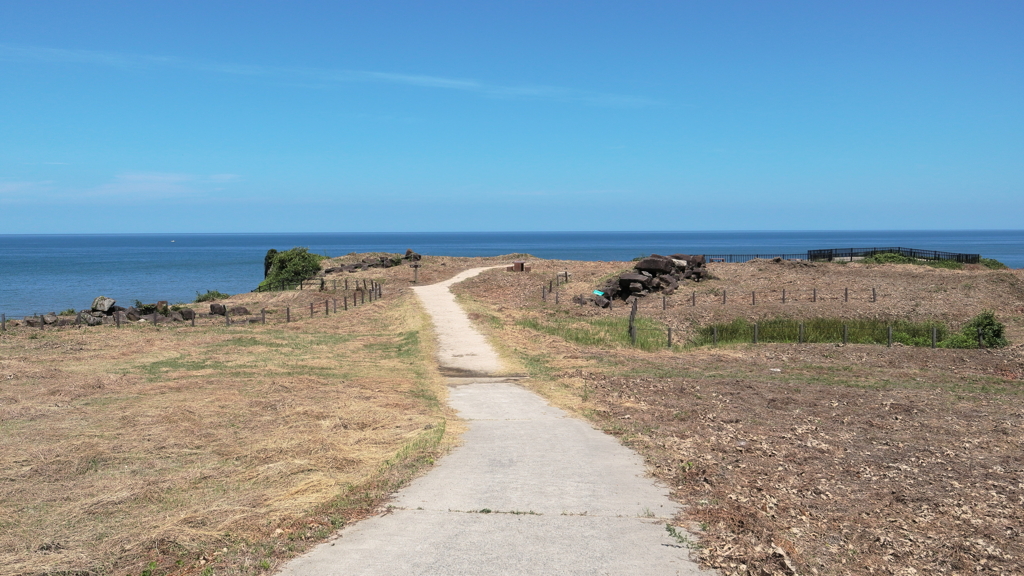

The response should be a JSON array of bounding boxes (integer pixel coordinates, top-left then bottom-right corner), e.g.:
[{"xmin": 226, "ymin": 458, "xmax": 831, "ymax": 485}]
[
  {"xmin": 872, "ymin": 287, "xmax": 877, "ymax": 302},
  {"xmin": 116, "ymin": 313, "xmax": 121, "ymax": 329},
  {"xmin": 662, "ymin": 295, "xmax": 666, "ymax": 310},
  {"xmin": 843, "ymin": 324, "xmax": 848, "ymax": 344},
  {"xmin": 782, "ymin": 289, "xmax": 786, "ymax": 304},
  {"xmin": 722, "ymin": 290, "xmax": 727, "ymax": 305},
  {"xmin": 286, "ymin": 307, "xmax": 291, "ymax": 322},
  {"xmin": 752, "ymin": 291, "xmax": 756, "ymax": 305},
  {"xmin": 844, "ymin": 287, "xmax": 849, "ymax": 302},
  {"xmin": 542, "ymin": 286, "xmax": 547, "ymax": 301},
  {"xmin": 361, "ymin": 291, "xmax": 365, "ymax": 305},
  {"xmin": 978, "ymin": 327, "xmax": 984, "ymax": 348},
  {"xmin": 225, "ymin": 309, "xmax": 230, "ymax": 327},
  {"xmin": 325, "ymin": 300, "xmax": 329, "ymax": 316},
  {"xmin": 345, "ymin": 278, "xmax": 349, "ymax": 291},
  {"xmin": 692, "ymin": 291, "xmax": 696, "ymax": 307},
  {"xmin": 799, "ymin": 323, "xmax": 804, "ymax": 344},
  {"xmin": 333, "ymin": 299, "xmax": 337, "ymax": 313},
  {"xmin": 753, "ymin": 322, "xmax": 759, "ymax": 343},
  {"xmin": 887, "ymin": 326, "xmax": 893, "ymax": 347},
  {"xmin": 310, "ymin": 302, "xmax": 314, "ymax": 318},
  {"xmin": 813, "ymin": 288, "xmax": 817, "ymax": 302},
  {"xmin": 344, "ymin": 296, "xmax": 348, "ymax": 310},
  {"xmin": 261, "ymin": 309, "xmax": 266, "ymax": 324},
  {"xmin": 713, "ymin": 325, "xmax": 718, "ymax": 346},
  {"xmin": 628, "ymin": 299, "xmax": 638, "ymax": 345},
  {"xmin": 555, "ymin": 290, "xmax": 559, "ymax": 304},
  {"xmin": 667, "ymin": 326, "xmax": 673, "ymax": 348},
  {"xmin": 931, "ymin": 326, "xmax": 937, "ymax": 348},
  {"xmin": 191, "ymin": 314, "xmax": 196, "ymax": 327}
]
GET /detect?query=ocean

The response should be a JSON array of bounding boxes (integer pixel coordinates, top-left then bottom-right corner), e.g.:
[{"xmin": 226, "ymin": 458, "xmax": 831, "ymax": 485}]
[{"xmin": 2, "ymin": 230, "xmax": 1022, "ymax": 319}]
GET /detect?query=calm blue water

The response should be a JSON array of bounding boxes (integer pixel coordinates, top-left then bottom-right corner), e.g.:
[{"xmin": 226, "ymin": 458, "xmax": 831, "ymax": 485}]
[{"xmin": 1, "ymin": 231, "xmax": 1022, "ymax": 318}]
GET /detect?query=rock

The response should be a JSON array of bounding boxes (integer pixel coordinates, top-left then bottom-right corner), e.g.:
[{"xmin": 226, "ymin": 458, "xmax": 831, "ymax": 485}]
[
  {"xmin": 628, "ymin": 282, "xmax": 644, "ymax": 293},
  {"xmin": 91, "ymin": 296, "xmax": 116, "ymax": 312},
  {"xmin": 112, "ymin": 311, "xmax": 129, "ymax": 324},
  {"xmin": 619, "ymin": 273, "xmax": 651, "ymax": 288},
  {"xmin": 126, "ymin": 307, "xmax": 141, "ymax": 321},
  {"xmin": 210, "ymin": 303, "xmax": 226, "ymax": 316},
  {"xmin": 179, "ymin": 308, "xmax": 195, "ymax": 321},
  {"xmin": 89, "ymin": 311, "xmax": 105, "ymax": 318},
  {"xmin": 228, "ymin": 306, "xmax": 250, "ymax": 316},
  {"xmin": 170, "ymin": 311, "xmax": 184, "ymax": 322},
  {"xmin": 25, "ymin": 317, "xmax": 42, "ymax": 327},
  {"xmin": 110, "ymin": 305, "xmax": 127, "ymax": 313},
  {"xmin": 404, "ymin": 249, "xmax": 422, "ymax": 261},
  {"xmin": 42, "ymin": 313, "xmax": 59, "ymax": 325},
  {"xmin": 634, "ymin": 255, "xmax": 675, "ymax": 275},
  {"xmin": 594, "ymin": 296, "xmax": 610, "ymax": 308},
  {"xmin": 84, "ymin": 314, "xmax": 104, "ymax": 326}
]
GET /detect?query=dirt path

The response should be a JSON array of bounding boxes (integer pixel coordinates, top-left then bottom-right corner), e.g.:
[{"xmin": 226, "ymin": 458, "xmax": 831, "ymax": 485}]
[{"xmin": 277, "ymin": 267, "xmax": 709, "ymax": 575}]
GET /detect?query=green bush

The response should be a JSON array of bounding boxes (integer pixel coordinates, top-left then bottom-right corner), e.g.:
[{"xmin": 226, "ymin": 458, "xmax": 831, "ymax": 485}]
[
  {"xmin": 941, "ymin": 310, "xmax": 1008, "ymax": 349},
  {"xmin": 195, "ymin": 290, "xmax": 231, "ymax": 302},
  {"xmin": 980, "ymin": 257, "xmax": 1009, "ymax": 270},
  {"xmin": 258, "ymin": 247, "xmax": 327, "ymax": 291}
]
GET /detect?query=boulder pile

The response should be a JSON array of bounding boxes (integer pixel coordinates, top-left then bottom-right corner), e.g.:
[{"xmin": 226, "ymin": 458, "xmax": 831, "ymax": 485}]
[
  {"xmin": 323, "ymin": 249, "xmax": 422, "ymax": 274},
  {"xmin": 588, "ymin": 254, "xmax": 708, "ymax": 308}
]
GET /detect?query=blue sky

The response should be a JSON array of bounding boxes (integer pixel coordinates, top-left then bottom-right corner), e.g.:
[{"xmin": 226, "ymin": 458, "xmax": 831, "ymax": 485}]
[{"xmin": 1, "ymin": 1, "xmax": 1021, "ymax": 233}]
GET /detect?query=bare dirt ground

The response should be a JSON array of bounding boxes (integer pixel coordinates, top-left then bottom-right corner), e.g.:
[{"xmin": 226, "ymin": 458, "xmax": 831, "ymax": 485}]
[
  {"xmin": 451, "ymin": 259, "xmax": 1024, "ymax": 575},
  {"xmin": 0, "ymin": 287, "xmax": 455, "ymax": 576}
]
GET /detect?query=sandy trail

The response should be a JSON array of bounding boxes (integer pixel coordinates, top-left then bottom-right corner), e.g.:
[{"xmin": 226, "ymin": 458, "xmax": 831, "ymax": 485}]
[{"xmin": 277, "ymin": 267, "xmax": 709, "ymax": 575}]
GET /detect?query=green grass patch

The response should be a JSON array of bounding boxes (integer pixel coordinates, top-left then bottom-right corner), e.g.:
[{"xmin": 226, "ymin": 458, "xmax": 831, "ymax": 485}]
[
  {"xmin": 693, "ymin": 317, "xmax": 948, "ymax": 347},
  {"xmin": 980, "ymin": 257, "xmax": 1010, "ymax": 270},
  {"xmin": 518, "ymin": 315, "xmax": 669, "ymax": 352},
  {"xmin": 694, "ymin": 312, "xmax": 1007, "ymax": 349},
  {"xmin": 861, "ymin": 252, "xmax": 963, "ymax": 270}
]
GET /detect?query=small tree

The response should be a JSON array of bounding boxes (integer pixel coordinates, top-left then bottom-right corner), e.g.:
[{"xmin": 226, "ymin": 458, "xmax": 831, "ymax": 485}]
[{"xmin": 259, "ymin": 247, "xmax": 326, "ymax": 290}]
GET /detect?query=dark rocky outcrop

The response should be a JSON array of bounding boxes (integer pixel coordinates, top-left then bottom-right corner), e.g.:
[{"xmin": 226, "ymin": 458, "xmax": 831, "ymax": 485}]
[
  {"xmin": 228, "ymin": 306, "xmax": 250, "ymax": 316},
  {"xmin": 210, "ymin": 303, "xmax": 227, "ymax": 316},
  {"xmin": 586, "ymin": 253, "xmax": 710, "ymax": 306},
  {"xmin": 179, "ymin": 308, "xmax": 195, "ymax": 321}
]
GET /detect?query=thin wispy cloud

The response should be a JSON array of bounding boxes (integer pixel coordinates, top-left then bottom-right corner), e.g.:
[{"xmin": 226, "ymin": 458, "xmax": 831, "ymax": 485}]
[
  {"xmin": 0, "ymin": 44, "xmax": 658, "ymax": 107},
  {"xmin": 0, "ymin": 172, "xmax": 241, "ymax": 205}
]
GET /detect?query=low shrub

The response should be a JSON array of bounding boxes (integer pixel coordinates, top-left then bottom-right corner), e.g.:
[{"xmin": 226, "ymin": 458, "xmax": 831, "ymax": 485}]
[
  {"xmin": 980, "ymin": 257, "xmax": 1009, "ymax": 270},
  {"xmin": 196, "ymin": 290, "xmax": 231, "ymax": 302},
  {"xmin": 941, "ymin": 310, "xmax": 1008, "ymax": 348}
]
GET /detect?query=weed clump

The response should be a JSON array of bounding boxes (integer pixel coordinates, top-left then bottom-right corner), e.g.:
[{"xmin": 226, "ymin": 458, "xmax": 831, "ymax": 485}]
[
  {"xmin": 941, "ymin": 310, "xmax": 1008, "ymax": 349},
  {"xmin": 980, "ymin": 257, "xmax": 1009, "ymax": 270}
]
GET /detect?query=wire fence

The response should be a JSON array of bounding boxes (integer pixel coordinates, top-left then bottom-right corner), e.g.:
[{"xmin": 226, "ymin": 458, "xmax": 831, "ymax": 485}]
[
  {"xmin": 807, "ymin": 247, "xmax": 981, "ymax": 263},
  {"xmin": 1, "ymin": 280, "xmax": 386, "ymax": 333}
]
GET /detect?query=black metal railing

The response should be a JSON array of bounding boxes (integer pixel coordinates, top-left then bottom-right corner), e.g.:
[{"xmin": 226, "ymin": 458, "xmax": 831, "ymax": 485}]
[{"xmin": 807, "ymin": 247, "xmax": 980, "ymax": 264}]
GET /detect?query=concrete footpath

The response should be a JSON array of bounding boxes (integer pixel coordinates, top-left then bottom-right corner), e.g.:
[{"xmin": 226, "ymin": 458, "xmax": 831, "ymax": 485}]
[{"xmin": 277, "ymin": 267, "xmax": 709, "ymax": 575}]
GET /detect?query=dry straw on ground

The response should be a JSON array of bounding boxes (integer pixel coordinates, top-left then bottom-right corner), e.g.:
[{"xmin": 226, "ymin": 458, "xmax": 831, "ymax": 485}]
[
  {"xmin": 453, "ymin": 259, "xmax": 1024, "ymax": 575},
  {"xmin": 0, "ymin": 287, "xmax": 454, "ymax": 576}
]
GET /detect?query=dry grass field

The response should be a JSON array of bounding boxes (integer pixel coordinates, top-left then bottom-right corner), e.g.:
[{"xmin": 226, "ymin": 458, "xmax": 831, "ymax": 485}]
[
  {"xmin": 4, "ymin": 253, "xmax": 1023, "ymax": 576},
  {"xmin": 452, "ymin": 259, "xmax": 1024, "ymax": 575},
  {"xmin": 0, "ymin": 286, "xmax": 455, "ymax": 576}
]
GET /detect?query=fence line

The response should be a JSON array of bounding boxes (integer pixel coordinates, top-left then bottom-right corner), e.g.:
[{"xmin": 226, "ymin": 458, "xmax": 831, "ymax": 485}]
[
  {"xmin": 807, "ymin": 247, "xmax": 980, "ymax": 264},
  {"xmin": 1, "ymin": 280, "xmax": 386, "ymax": 333}
]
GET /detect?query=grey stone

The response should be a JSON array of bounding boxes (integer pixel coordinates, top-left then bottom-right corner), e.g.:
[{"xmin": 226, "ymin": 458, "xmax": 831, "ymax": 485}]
[
  {"xmin": 179, "ymin": 308, "xmax": 195, "ymax": 321},
  {"xmin": 228, "ymin": 306, "xmax": 250, "ymax": 316},
  {"xmin": 634, "ymin": 255, "xmax": 675, "ymax": 275},
  {"xmin": 42, "ymin": 313, "xmax": 59, "ymax": 325},
  {"xmin": 126, "ymin": 307, "xmax": 141, "ymax": 321},
  {"xmin": 91, "ymin": 296, "xmax": 116, "ymax": 313},
  {"xmin": 210, "ymin": 303, "xmax": 226, "ymax": 316}
]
